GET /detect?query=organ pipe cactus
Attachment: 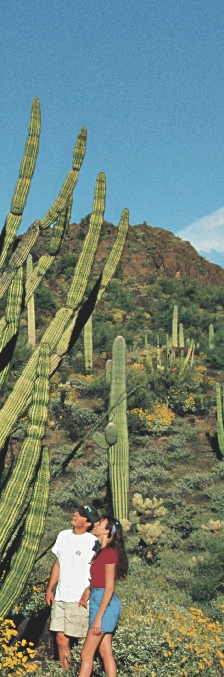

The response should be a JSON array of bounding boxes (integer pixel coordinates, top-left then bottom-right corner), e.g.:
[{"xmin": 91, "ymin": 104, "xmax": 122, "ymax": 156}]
[
  {"xmin": 0, "ymin": 99, "xmax": 129, "ymax": 615},
  {"xmin": 216, "ymin": 383, "xmax": 224, "ymax": 459}
]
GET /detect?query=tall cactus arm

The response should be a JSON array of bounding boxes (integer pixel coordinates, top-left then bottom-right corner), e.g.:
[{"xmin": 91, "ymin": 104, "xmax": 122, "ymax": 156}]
[
  {"xmin": 0, "ymin": 343, "xmax": 50, "ymax": 552},
  {"xmin": 0, "ymin": 266, "xmax": 23, "ymax": 387},
  {"xmin": 108, "ymin": 335, "xmax": 129, "ymax": 520},
  {"xmin": 67, "ymin": 172, "xmax": 106, "ymax": 309},
  {"xmin": 96, "ymin": 208, "xmax": 129, "ymax": 303},
  {"xmin": 39, "ymin": 127, "xmax": 87, "ymax": 230},
  {"xmin": 0, "ymin": 175, "xmax": 105, "ymax": 448},
  {"xmin": 49, "ymin": 207, "xmax": 129, "ymax": 372},
  {"xmin": 0, "ymin": 221, "xmax": 40, "ymax": 299},
  {"xmin": 25, "ymin": 200, "xmax": 72, "ymax": 304},
  {"xmin": 0, "ymin": 97, "xmax": 41, "ymax": 270},
  {"xmin": 216, "ymin": 383, "xmax": 224, "ymax": 459},
  {"xmin": 0, "ymin": 445, "xmax": 50, "ymax": 618},
  {"xmin": 0, "ymin": 128, "xmax": 87, "ymax": 300},
  {"xmin": 27, "ymin": 254, "xmax": 36, "ymax": 350}
]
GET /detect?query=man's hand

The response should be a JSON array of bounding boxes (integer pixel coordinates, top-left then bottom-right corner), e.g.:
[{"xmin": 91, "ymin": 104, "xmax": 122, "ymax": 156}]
[
  {"xmin": 45, "ymin": 588, "xmax": 54, "ymax": 606},
  {"xmin": 78, "ymin": 587, "xmax": 90, "ymax": 608}
]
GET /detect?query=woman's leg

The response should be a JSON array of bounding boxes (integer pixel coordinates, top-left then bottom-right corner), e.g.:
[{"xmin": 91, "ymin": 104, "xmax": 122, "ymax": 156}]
[
  {"xmin": 98, "ymin": 633, "xmax": 117, "ymax": 677},
  {"xmin": 78, "ymin": 629, "xmax": 105, "ymax": 677}
]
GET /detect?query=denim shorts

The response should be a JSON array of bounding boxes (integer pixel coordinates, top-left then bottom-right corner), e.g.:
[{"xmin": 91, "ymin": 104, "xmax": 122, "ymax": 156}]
[{"xmin": 89, "ymin": 588, "xmax": 121, "ymax": 632}]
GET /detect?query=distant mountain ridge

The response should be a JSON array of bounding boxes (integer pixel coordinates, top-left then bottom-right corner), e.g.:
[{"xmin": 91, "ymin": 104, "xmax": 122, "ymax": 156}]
[{"xmin": 35, "ymin": 220, "xmax": 224, "ymax": 289}]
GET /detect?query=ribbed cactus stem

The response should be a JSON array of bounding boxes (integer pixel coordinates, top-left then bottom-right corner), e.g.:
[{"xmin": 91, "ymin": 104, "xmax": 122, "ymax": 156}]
[
  {"xmin": 216, "ymin": 383, "xmax": 224, "ymax": 459},
  {"xmin": 108, "ymin": 336, "xmax": 129, "ymax": 520},
  {"xmin": 172, "ymin": 305, "xmax": 178, "ymax": 348},
  {"xmin": 0, "ymin": 97, "xmax": 41, "ymax": 270},
  {"xmin": 84, "ymin": 315, "xmax": 93, "ymax": 373},
  {"xmin": 156, "ymin": 335, "xmax": 162, "ymax": 370},
  {"xmin": 209, "ymin": 323, "xmax": 215, "ymax": 350},
  {"xmin": 179, "ymin": 322, "xmax": 184, "ymax": 365},
  {"xmin": 180, "ymin": 338, "xmax": 194, "ymax": 373},
  {"xmin": 27, "ymin": 254, "xmax": 36, "ymax": 350},
  {"xmin": 0, "ymin": 343, "xmax": 50, "ymax": 552},
  {"xmin": 0, "ymin": 266, "xmax": 23, "ymax": 386},
  {"xmin": 106, "ymin": 359, "xmax": 112, "ymax": 384},
  {"xmin": 0, "ymin": 445, "xmax": 50, "ymax": 617}
]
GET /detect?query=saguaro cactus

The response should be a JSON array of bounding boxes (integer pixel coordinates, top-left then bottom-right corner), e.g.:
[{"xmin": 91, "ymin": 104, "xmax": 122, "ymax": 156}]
[{"xmin": 108, "ymin": 336, "xmax": 129, "ymax": 520}]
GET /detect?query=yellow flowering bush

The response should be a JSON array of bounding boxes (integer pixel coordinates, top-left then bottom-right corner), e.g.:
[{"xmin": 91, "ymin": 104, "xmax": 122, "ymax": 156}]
[
  {"xmin": 0, "ymin": 617, "xmax": 36, "ymax": 676},
  {"xmin": 66, "ymin": 592, "xmax": 224, "ymax": 676},
  {"xmin": 128, "ymin": 403, "xmax": 175, "ymax": 434}
]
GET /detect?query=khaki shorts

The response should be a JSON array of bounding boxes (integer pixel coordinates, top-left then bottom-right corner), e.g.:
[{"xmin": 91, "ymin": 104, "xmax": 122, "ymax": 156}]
[{"xmin": 50, "ymin": 600, "xmax": 89, "ymax": 637}]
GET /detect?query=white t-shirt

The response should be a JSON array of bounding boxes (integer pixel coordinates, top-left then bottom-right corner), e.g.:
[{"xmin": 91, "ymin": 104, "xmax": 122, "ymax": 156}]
[{"xmin": 52, "ymin": 529, "xmax": 98, "ymax": 602}]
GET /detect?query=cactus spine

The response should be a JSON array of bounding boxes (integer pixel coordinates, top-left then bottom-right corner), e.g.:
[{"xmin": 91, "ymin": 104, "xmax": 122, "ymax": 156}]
[
  {"xmin": 84, "ymin": 315, "xmax": 93, "ymax": 373},
  {"xmin": 108, "ymin": 336, "xmax": 129, "ymax": 520},
  {"xmin": 27, "ymin": 254, "xmax": 36, "ymax": 350}
]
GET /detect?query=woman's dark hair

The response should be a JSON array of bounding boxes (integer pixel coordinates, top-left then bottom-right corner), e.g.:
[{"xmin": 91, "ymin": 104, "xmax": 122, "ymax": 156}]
[{"xmin": 93, "ymin": 515, "xmax": 128, "ymax": 580}]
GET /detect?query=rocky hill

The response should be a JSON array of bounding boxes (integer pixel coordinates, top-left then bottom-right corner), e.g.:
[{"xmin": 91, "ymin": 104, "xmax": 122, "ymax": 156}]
[{"xmin": 36, "ymin": 220, "xmax": 224, "ymax": 288}]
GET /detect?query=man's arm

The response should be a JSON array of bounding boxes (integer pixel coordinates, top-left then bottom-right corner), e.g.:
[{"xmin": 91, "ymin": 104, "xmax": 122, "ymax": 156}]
[
  {"xmin": 78, "ymin": 587, "xmax": 90, "ymax": 607},
  {"xmin": 45, "ymin": 558, "xmax": 60, "ymax": 606}
]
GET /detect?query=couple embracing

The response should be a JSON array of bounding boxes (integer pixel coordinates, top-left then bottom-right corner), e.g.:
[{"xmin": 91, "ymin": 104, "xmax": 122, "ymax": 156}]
[{"xmin": 45, "ymin": 504, "xmax": 128, "ymax": 677}]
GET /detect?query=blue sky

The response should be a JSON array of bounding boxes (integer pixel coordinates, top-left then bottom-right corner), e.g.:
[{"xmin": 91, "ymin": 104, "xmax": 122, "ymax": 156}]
[{"xmin": 1, "ymin": 1, "xmax": 224, "ymax": 264}]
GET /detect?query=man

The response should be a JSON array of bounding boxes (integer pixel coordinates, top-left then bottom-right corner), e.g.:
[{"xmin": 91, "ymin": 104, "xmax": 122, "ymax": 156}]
[{"xmin": 45, "ymin": 503, "xmax": 99, "ymax": 670}]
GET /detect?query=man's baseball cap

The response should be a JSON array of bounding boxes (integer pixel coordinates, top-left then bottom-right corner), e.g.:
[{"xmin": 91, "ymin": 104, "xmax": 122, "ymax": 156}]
[{"xmin": 77, "ymin": 504, "xmax": 100, "ymax": 523}]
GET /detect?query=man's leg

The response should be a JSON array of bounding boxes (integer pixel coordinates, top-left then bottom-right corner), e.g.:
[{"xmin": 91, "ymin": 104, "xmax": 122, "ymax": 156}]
[{"xmin": 56, "ymin": 631, "xmax": 72, "ymax": 671}]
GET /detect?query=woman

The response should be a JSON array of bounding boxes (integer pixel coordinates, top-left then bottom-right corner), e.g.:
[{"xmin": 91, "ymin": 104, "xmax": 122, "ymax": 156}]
[{"xmin": 78, "ymin": 515, "xmax": 128, "ymax": 677}]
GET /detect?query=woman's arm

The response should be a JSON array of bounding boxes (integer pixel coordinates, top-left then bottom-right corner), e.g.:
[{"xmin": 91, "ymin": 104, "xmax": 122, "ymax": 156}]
[{"xmin": 91, "ymin": 563, "xmax": 115, "ymax": 635}]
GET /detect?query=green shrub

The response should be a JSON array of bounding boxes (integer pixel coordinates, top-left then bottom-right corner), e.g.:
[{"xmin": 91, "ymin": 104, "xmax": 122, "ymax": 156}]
[{"xmin": 35, "ymin": 281, "xmax": 58, "ymax": 311}]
